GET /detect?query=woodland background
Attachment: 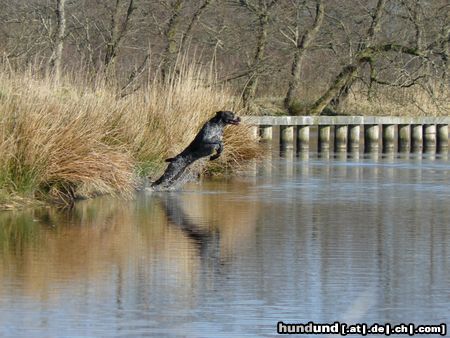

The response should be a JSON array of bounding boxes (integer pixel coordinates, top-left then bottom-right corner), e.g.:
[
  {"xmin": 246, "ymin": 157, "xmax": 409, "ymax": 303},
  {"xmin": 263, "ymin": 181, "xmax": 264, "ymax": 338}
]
[{"xmin": 1, "ymin": 0, "xmax": 448, "ymax": 115}]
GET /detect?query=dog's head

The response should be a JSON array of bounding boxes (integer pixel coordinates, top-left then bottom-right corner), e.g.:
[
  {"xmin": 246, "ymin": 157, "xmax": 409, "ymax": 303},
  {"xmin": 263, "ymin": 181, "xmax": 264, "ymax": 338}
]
[{"xmin": 215, "ymin": 111, "xmax": 241, "ymax": 125}]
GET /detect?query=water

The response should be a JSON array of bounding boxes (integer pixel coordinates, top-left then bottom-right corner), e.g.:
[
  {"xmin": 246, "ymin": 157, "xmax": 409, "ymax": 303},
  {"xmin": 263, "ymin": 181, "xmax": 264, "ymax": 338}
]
[{"xmin": 0, "ymin": 153, "xmax": 449, "ymax": 337}]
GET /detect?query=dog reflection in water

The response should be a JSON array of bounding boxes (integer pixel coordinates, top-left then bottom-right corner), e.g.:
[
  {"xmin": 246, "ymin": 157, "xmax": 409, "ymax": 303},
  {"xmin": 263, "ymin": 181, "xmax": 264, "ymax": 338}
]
[
  {"xmin": 151, "ymin": 111, "xmax": 240, "ymax": 189},
  {"xmin": 158, "ymin": 194, "xmax": 227, "ymax": 268}
]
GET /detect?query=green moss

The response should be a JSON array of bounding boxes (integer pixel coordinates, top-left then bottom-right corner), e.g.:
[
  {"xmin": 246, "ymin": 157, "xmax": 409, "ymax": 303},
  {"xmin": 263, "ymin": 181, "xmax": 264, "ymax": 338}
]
[
  {"xmin": 288, "ymin": 99, "xmax": 310, "ymax": 116},
  {"xmin": 136, "ymin": 159, "xmax": 163, "ymax": 178}
]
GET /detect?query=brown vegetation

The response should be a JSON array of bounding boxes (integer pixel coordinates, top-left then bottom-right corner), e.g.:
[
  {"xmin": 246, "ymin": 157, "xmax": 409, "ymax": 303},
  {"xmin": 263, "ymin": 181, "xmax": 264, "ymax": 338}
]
[
  {"xmin": 0, "ymin": 181, "xmax": 260, "ymax": 296},
  {"xmin": 0, "ymin": 0, "xmax": 447, "ymax": 115},
  {"xmin": 0, "ymin": 0, "xmax": 448, "ymax": 207},
  {"xmin": 0, "ymin": 60, "xmax": 261, "ymax": 208}
]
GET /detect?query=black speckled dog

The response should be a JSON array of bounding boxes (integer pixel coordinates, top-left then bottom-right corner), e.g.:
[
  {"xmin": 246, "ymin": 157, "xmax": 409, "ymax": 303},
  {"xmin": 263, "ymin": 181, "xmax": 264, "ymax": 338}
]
[{"xmin": 151, "ymin": 111, "xmax": 241, "ymax": 189}]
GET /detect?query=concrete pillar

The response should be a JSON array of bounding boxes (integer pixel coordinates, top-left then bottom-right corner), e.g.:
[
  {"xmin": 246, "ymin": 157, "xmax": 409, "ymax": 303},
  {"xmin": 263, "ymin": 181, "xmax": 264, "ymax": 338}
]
[
  {"xmin": 296, "ymin": 125, "xmax": 310, "ymax": 152},
  {"xmin": 423, "ymin": 124, "xmax": 436, "ymax": 153},
  {"xmin": 249, "ymin": 125, "xmax": 259, "ymax": 140},
  {"xmin": 348, "ymin": 125, "xmax": 360, "ymax": 153},
  {"xmin": 280, "ymin": 125, "xmax": 294, "ymax": 151},
  {"xmin": 398, "ymin": 124, "xmax": 411, "ymax": 153},
  {"xmin": 259, "ymin": 125, "xmax": 273, "ymax": 142},
  {"xmin": 364, "ymin": 124, "xmax": 380, "ymax": 153},
  {"xmin": 437, "ymin": 124, "xmax": 448, "ymax": 153},
  {"xmin": 411, "ymin": 124, "xmax": 423, "ymax": 153},
  {"xmin": 318, "ymin": 125, "xmax": 331, "ymax": 152},
  {"xmin": 382, "ymin": 124, "xmax": 395, "ymax": 153},
  {"xmin": 334, "ymin": 125, "xmax": 348, "ymax": 152}
]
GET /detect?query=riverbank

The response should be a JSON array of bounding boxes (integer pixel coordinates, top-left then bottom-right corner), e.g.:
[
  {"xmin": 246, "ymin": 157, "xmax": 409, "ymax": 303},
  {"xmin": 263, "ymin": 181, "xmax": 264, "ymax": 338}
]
[
  {"xmin": 251, "ymin": 83, "xmax": 449, "ymax": 117},
  {"xmin": 0, "ymin": 66, "xmax": 261, "ymax": 210}
]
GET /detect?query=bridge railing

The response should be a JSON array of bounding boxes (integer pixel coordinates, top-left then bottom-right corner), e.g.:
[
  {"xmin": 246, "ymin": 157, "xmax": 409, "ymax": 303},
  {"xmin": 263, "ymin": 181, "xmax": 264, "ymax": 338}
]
[{"xmin": 242, "ymin": 116, "xmax": 449, "ymax": 153}]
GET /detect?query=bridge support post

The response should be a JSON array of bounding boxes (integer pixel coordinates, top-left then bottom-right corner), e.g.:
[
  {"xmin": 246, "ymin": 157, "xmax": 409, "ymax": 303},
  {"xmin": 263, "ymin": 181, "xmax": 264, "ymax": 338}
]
[
  {"xmin": 382, "ymin": 124, "xmax": 395, "ymax": 153},
  {"xmin": 437, "ymin": 124, "xmax": 448, "ymax": 153},
  {"xmin": 296, "ymin": 125, "xmax": 310, "ymax": 152},
  {"xmin": 398, "ymin": 124, "xmax": 411, "ymax": 153},
  {"xmin": 364, "ymin": 124, "xmax": 379, "ymax": 153},
  {"xmin": 423, "ymin": 124, "xmax": 436, "ymax": 154},
  {"xmin": 259, "ymin": 125, "xmax": 272, "ymax": 142},
  {"xmin": 318, "ymin": 125, "xmax": 331, "ymax": 153},
  {"xmin": 280, "ymin": 125, "xmax": 294, "ymax": 151},
  {"xmin": 411, "ymin": 124, "xmax": 423, "ymax": 153},
  {"xmin": 348, "ymin": 125, "xmax": 360, "ymax": 153},
  {"xmin": 249, "ymin": 126, "xmax": 259, "ymax": 140},
  {"xmin": 334, "ymin": 125, "xmax": 348, "ymax": 152}
]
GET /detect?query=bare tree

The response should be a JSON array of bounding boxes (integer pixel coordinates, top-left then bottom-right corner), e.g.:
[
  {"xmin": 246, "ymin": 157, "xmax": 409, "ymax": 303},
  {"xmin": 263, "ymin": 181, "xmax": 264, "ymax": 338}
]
[
  {"xmin": 159, "ymin": 0, "xmax": 214, "ymax": 79},
  {"xmin": 48, "ymin": 0, "xmax": 66, "ymax": 80},
  {"xmin": 159, "ymin": 0, "xmax": 184, "ymax": 79},
  {"xmin": 238, "ymin": 0, "xmax": 279, "ymax": 109},
  {"xmin": 179, "ymin": 0, "xmax": 214, "ymax": 52},
  {"xmin": 0, "ymin": 0, "xmax": 447, "ymax": 115},
  {"xmin": 104, "ymin": 0, "xmax": 136, "ymax": 72},
  {"xmin": 0, "ymin": 1, "xmax": 55, "ymax": 63},
  {"xmin": 282, "ymin": 0, "xmax": 324, "ymax": 111},
  {"xmin": 309, "ymin": 0, "xmax": 387, "ymax": 114}
]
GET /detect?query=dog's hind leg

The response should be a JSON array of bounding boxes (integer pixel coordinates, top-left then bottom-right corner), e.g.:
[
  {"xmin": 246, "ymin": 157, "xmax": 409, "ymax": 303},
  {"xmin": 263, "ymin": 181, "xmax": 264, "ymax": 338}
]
[
  {"xmin": 152, "ymin": 156, "xmax": 194, "ymax": 188},
  {"xmin": 152, "ymin": 160, "xmax": 181, "ymax": 187},
  {"xmin": 167, "ymin": 157, "xmax": 196, "ymax": 186}
]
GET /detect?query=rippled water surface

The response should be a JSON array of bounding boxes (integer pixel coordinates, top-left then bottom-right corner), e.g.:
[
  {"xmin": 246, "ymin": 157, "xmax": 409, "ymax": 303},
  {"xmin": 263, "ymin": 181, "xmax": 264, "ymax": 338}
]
[{"xmin": 1, "ymin": 153, "xmax": 449, "ymax": 337}]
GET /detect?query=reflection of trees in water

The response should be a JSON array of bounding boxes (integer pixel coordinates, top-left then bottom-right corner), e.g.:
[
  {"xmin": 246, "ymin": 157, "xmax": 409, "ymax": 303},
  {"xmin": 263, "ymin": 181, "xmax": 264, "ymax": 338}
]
[
  {"xmin": 0, "ymin": 197, "xmax": 126, "ymax": 254},
  {"xmin": 0, "ymin": 212, "xmax": 40, "ymax": 253},
  {"xmin": 158, "ymin": 193, "xmax": 227, "ymax": 274},
  {"xmin": 0, "ymin": 182, "xmax": 259, "ymax": 299}
]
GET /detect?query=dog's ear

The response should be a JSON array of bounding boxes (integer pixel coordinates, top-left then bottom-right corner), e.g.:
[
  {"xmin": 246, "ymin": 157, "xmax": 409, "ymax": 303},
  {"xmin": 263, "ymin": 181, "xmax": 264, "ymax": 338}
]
[{"xmin": 215, "ymin": 111, "xmax": 224, "ymax": 117}]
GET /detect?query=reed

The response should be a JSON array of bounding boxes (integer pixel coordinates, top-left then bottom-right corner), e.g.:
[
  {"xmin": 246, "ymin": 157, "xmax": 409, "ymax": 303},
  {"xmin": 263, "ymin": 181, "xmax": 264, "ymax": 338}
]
[
  {"xmin": 341, "ymin": 83, "xmax": 450, "ymax": 117},
  {"xmin": 0, "ymin": 59, "xmax": 261, "ymax": 208},
  {"xmin": 252, "ymin": 82, "xmax": 449, "ymax": 117}
]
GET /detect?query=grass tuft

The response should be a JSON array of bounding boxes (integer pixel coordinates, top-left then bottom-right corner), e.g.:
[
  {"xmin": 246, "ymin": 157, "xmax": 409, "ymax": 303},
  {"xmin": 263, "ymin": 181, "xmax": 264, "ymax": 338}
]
[{"xmin": 0, "ymin": 60, "xmax": 262, "ymax": 209}]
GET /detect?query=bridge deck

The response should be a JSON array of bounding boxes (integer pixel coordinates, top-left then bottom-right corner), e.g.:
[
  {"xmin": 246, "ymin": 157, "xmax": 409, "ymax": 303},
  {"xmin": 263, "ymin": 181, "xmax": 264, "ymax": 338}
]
[{"xmin": 242, "ymin": 116, "xmax": 450, "ymax": 126}]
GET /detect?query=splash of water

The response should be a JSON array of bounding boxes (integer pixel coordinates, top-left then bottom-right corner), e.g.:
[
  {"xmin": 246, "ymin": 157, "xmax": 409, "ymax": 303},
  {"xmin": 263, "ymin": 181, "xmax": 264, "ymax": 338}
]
[{"xmin": 146, "ymin": 159, "xmax": 208, "ymax": 192}]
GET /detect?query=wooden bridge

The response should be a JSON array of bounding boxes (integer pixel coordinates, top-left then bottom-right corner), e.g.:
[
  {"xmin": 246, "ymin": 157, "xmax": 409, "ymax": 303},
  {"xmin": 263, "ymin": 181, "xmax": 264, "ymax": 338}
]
[{"xmin": 243, "ymin": 116, "xmax": 450, "ymax": 153}]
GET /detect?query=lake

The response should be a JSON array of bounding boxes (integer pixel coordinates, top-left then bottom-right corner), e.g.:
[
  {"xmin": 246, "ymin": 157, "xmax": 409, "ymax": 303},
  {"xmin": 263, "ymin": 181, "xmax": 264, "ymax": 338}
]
[{"xmin": 0, "ymin": 153, "xmax": 449, "ymax": 337}]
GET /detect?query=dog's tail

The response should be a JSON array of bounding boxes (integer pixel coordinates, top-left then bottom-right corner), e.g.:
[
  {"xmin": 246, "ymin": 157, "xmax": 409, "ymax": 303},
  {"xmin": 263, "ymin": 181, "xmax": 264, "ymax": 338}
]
[{"xmin": 165, "ymin": 157, "xmax": 175, "ymax": 162}]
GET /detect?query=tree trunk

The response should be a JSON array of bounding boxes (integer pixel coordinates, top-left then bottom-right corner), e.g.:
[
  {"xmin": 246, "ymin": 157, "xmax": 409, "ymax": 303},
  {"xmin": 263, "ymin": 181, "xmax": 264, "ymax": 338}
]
[
  {"xmin": 366, "ymin": 0, "xmax": 387, "ymax": 46},
  {"xmin": 49, "ymin": 0, "xmax": 66, "ymax": 80},
  {"xmin": 105, "ymin": 0, "xmax": 121, "ymax": 69},
  {"xmin": 313, "ymin": 0, "xmax": 386, "ymax": 114},
  {"xmin": 284, "ymin": 0, "xmax": 324, "ymax": 111},
  {"xmin": 161, "ymin": 0, "xmax": 184, "ymax": 80},
  {"xmin": 179, "ymin": 0, "xmax": 213, "ymax": 53},
  {"xmin": 104, "ymin": 0, "xmax": 135, "ymax": 74},
  {"xmin": 440, "ymin": 28, "xmax": 449, "ymax": 91},
  {"xmin": 309, "ymin": 64, "xmax": 357, "ymax": 115},
  {"xmin": 285, "ymin": 48, "xmax": 304, "ymax": 110},
  {"xmin": 242, "ymin": 13, "xmax": 269, "ymax": 109}
]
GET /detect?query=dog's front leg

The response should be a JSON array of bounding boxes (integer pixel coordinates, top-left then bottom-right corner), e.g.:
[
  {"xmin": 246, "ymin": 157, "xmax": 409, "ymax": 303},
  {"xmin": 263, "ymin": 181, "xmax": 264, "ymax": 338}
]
[{"xmin": 209, "ymin": 142, "xmax": 223, "ymax": 161}]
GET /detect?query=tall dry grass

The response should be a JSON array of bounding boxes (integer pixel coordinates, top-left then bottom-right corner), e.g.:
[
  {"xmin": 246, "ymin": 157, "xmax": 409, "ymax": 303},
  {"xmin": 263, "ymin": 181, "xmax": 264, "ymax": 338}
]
[
  {"xmin": 341, "ymin": 83, "xmax": 450, "ymax": 116},
  {"xmin": 253, "ymin": 81, "xmax": 449, "ymax": 116},
  {"xmin": 0, "ymin": 60, "xmax": 261, "ymax": 208}
]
